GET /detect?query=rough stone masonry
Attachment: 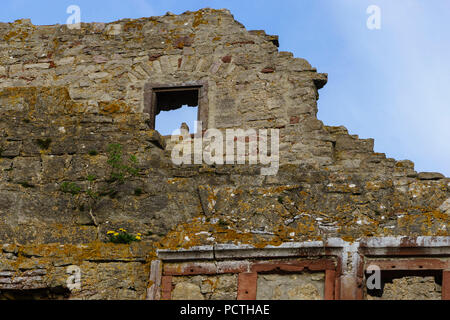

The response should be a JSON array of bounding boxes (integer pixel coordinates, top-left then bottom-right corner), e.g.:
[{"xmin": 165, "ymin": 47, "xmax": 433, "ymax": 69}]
[{"xmin": 0, "ymin": 8, "xmax": 449, "ymax": 300}]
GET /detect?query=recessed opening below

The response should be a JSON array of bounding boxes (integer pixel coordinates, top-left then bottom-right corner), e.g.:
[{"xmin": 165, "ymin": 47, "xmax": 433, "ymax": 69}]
[
  {"xmin": 256, "ymin": 272, "xmax": 325, "ymax": 300},
  {"xmin": 365, "ymin": 270, "xmax": 442, "ymax": 300}
]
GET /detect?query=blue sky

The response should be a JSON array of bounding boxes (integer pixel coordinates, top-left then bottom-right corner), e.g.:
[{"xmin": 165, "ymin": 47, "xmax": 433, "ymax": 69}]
[{"xmin": 1, "ymin": 0, "xmax": 449, "ymax": 176}]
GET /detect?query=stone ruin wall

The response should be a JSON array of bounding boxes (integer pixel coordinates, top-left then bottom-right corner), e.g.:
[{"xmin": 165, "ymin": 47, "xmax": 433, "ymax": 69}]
[{"xmin": 0, "ymin": 9, "xmax": 449, "ymax": 300}]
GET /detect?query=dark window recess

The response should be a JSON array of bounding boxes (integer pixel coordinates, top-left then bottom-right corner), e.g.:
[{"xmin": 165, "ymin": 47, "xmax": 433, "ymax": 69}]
[{"xmin": 155, "ymin": 88, "xmax": 199, "ymax": 112}]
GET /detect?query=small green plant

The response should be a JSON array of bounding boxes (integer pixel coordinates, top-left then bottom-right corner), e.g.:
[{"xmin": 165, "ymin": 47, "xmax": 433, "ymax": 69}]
[
  {"xmin": 107, "ymin": 143, "xmax": 140, "ymax": 184},
  {"xmin": 277, "ymin": 196, "xmax": 284, "ymax": 204},
  {"xmin": 36, "ymin": 138, "xmax": 52, "ymax": 150},
  {"xmin": 59, "ymin": 143, "xmax": 140, "ymax": 242},
  {"xmin": 88, "ymin": 150, "xmax": 99, "ymax": 156},
  {"xmin": 106, "ymin": 229, "xmax": 142, "ymax": 244},
  {"xmin": 23, "ymin": 118, "xmax": 31, "ymax": 123},
  {"xmin": 60, "ymin": 182, "xmax": 82, "ymax": 195},
  {"xmin": 134, "ymin": 188, "xmax": 143, "ymax": 196}
]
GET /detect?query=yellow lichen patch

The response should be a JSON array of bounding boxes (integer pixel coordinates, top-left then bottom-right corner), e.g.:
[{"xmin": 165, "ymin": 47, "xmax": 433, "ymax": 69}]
[
  {"xmin": 156, "ymin": 213, "xmax": 329, "ymax": 252},
  {"xmin": 341, "ymin": 236, "xmax": 355, "ymax": 243},
  {"xmin": 167, "ymin": 177, "xmax": 189, "ymax": 185},
  {"xmin": 0, "ymin": 86, "xmax": 76, "ymax": 117},
  {"xmin": 393, "ymin": 207, "xmax": 449, "ymax": 236},
  {"xmin": 1, "ymin": 86, "xmax": 35, "ymax": 107},
  {"xmin": 193, "ymin": 12, "xmax": 208, "ymax": 28},
  {"xmin": 123, "ymin": 20, "xmax": 144, "ymax": 32},
  {"xmin": 173, "ymin": 18, "xmax": 189, "ymax": 26},
  {"xmin": 365, "ymin": 180, "xmax": 393, "ymax": 192},
  {"xmin": 3, "ymin": 28, "xmax": 31, "ymax": 42},
  {"xmin": 99, "ymin": 101, "xmax": 131, "ymax": 114},
  {"xmin": 5, "ymin": 241, "xmax": 156, "ymax": 276}
]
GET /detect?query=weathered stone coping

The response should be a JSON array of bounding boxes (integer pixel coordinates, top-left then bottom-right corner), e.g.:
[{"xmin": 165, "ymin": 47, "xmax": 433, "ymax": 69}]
[{"xmin": 157, "ymin": 236, "xmax": 450, "ymax": 261}]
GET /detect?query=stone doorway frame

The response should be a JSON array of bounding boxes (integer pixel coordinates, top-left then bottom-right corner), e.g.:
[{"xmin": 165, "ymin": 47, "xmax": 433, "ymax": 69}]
[
  {"xmin": 160, "ymin": 258, "xmax": 337, "ymax": 300},
  {"xmin": 146, "ymin": 237, "xmax": 450, "ymax": 300},
  {"xmin": 143, "ymin": 81, "xmax": 209, "ymax": 134},
  {"xmin": 147, "ymin": 242, "xmax": 343, "ymax": 301}
]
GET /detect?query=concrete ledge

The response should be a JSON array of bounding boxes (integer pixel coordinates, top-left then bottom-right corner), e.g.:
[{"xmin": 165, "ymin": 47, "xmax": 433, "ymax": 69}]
[
  {"xmin": 360, "ymin": 236, "xmax": 450, "ymax": 248},
  {"xmin": 157, "ymin": 246, "xmax": 214, "ymax": 261},
  {"xmin": 214, "ymin": 242, "xmax": 331, "ymax": 259},
  {"xmin": 157, "ymin": 239, "xmax": 346, "ymax": 261}
]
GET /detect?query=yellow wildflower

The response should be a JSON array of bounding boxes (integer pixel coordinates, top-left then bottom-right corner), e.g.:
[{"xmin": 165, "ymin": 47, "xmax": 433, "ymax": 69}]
[
  {"xmin": 107, "ymin": 231, "xmax": 114, "ymax": 235},
  {"xmin": 135, "ymin": 236, "xmax": 141, "ymax": 240}
]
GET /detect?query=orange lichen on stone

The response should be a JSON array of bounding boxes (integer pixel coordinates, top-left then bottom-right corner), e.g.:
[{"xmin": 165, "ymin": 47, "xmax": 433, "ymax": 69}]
[
  {"xmin": 123, "ymin": 20, "xmax": 144, "ymax": 32},
  {"xmin": 99, "ymin": 101, "xmax": 131, "ymax": 114},
  {"xmin": 3, "ymin": 29, "xmax": 31, "ymax": 41},
  {"xmin": 193, "ymin": 11, "xmax": 208, "ymax": 28}
]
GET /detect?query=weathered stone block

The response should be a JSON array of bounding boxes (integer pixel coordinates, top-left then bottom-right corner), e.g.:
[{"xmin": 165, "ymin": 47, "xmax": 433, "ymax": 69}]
[
  {"xmin": 24, "ymin": 63, "xmax": 50, "ymax": 69},
  {"xmin": 256, "ymin": 273, "xmax": 324, "ymax": 300},
  {"xmin": 11, "ymin": 157, "xmax": 41, "ymax": 183},
  {"xmin": 418, "ymin": 172, "xmax": 445, "ymax": 180},
  {"xmin": 439, "ymin": 198, "xmax": 450, "ymax": 213},
  {"xmin": 172, "ymin": 282, "xmax": 204, "ymax": 300},
  {"xmin": 1, "ymin": 140, "xmax": 21, "ymax": 157},
  {"xmin": 0, "ymin": 66, "xmax": 6, "ymax": 77}
]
